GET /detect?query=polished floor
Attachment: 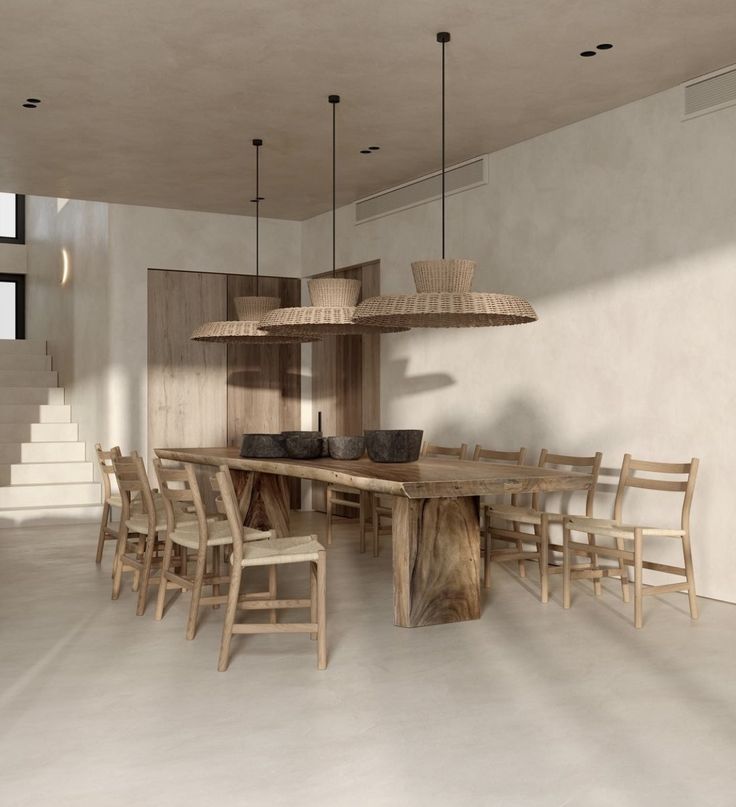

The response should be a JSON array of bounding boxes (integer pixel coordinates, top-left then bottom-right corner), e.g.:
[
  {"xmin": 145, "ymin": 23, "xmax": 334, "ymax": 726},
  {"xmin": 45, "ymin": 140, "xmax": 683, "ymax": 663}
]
[{"xmin": 1, "ymin": 513, "xmax": 735, "ymax": 807}]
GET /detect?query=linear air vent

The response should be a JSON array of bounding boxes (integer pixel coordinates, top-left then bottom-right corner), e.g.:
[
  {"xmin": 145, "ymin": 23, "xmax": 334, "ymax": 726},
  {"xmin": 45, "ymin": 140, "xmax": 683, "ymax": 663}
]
[
  {"xmin": 683, "ymin": 64, "xmax": 736, "ymax": 120},
  {"xmin": 355, "ymin": 156, "xmax": 487, "ymax": 224}
]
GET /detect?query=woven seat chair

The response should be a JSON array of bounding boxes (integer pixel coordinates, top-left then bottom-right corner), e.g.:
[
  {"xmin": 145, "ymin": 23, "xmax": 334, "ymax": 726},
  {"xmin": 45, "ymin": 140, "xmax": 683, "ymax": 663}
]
[
  {"xmin": 371, "ymin": 440, "xmax": 469, "ymax": 555},
  {"xmin": 485, "ymin": 450, "xmax": 603, "ymax": 603},
  {"xmin": 325, "ymin": 485, "xmax": 374, "ymax": 555},
  {"xmin": 111, "ymin": 454, "xmax": 189, "ymax": 615},
  {"xmin": 94, "ymin": 444, "xmax": 122, "ymax": 564},
  {"xmin": 153, "ymin": 459, "xmax": 272, "ymax": 640},
  {"xmin": 562, "ymin": 454, "xmax": 699, "ymax": 628},
  {"xmin": 216, "ymin": 465, "xmax": 327, "ymax": 671}
]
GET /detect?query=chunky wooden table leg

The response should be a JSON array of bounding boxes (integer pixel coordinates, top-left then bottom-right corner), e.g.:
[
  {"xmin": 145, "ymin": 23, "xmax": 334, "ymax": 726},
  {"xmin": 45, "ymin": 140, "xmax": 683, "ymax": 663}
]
[
  {"xmin": 232, "ymin": 470, "xmax": 290, "ymax": 538},
  {"xmin": 392, "ymin": 495, "xmax": 481, "ymax": 627}
]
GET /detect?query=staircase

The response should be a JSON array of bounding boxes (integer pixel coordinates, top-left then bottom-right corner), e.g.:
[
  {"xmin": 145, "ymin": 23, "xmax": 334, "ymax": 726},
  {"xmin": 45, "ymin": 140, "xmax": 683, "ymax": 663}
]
[{"xmin": 0, "ymin": 339, "xmax": 101, "ymax": 527}]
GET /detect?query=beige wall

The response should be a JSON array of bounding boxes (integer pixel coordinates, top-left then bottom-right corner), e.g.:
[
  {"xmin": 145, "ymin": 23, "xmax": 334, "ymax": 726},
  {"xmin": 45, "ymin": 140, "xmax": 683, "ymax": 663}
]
[
  {"xmin": 25, "ymin": 199, "xmax": 302, "ymax": 473},
  {"xmin": 301, "ymin": 87, "xmax": 736, "ymax": 603},
  {"xmin": 0, "ymin": 243, "xmax": 27, "ymax": 274}
]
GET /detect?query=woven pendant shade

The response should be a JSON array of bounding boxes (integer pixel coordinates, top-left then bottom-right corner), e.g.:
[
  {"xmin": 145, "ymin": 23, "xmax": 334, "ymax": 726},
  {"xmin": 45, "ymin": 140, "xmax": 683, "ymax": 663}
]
[
  {"xmin": 191, "ymin": 296, "xmax": 320, "ymax": 344},
  {"xmin": 258, "ymin": 278, "xmax": 407, "ymax": 337},
  {"xmin": 352, "ymin": 259, "xmax": 537, "ymax": 328}
]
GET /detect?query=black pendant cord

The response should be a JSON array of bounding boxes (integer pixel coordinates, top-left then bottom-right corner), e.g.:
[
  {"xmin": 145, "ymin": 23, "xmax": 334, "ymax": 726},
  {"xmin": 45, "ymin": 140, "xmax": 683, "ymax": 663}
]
[
  {"xmin": 329, "ymin": 95, "xmax": 340, "ymax": 277},
  {"xmin": 252, "ymin": 138, "xmax": 263, "ymax": 296},
  {"xmin": 437, "ymin": 32, "xmax": 450, "ymax": 260}
]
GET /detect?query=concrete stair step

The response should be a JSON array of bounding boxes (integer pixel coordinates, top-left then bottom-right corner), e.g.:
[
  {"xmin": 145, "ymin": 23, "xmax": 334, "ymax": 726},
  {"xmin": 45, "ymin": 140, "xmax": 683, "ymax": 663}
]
[
  {"xmin": 0, "ymin": 339, "xmax": 47, "ymax": 356},
  {"xmin": 0, "ymin": 404, "xmax": 70, "ymax": 423},
  {"xmin": 0, "ymin": 369, "xmax": 58, "ymax": 387},
  {"xmin": 0, "ymin": 504, "xmax": 102, "ymax": 528},
  {"xmin": 0, "ymin": 442, "xmax": 87, "ymax": 463},
  {"xmin": 0, "ymin": 461, "xmax": 94, "ymax": 485},
  {"xmin": 0, "ymin": 354, "xmax": 52, "ymax": 371},
  {"xmin": 0, "ymin": 388, "xmax": 65, "ymax": 405},
  {"xmin": 0, "ymin": 482, "xmax": 101, "ymax": 509},
  {"xmin": 0, "ymin": 423, "xmax": 78, "ymax": 443}
]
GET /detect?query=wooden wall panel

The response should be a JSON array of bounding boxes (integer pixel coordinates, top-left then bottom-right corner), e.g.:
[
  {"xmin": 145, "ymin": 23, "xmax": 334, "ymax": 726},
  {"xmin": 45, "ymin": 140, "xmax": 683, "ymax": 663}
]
[{"xmin": 147, "ymin": 269, "xmax": 227, "ymax": 476}]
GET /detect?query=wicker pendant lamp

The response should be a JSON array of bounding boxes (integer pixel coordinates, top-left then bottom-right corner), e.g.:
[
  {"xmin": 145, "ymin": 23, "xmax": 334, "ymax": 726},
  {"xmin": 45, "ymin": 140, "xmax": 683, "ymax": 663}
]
[
  {"xmin": 191, "ymin": 139, "xmax": 318, "ymax": 345},
  {"xmin": 352, "ymin": 32, "xmax": 537, "ymax": 329},
  {"xmin": 258, "ymin": 96, "xmax": 407, "ymax": 337}
]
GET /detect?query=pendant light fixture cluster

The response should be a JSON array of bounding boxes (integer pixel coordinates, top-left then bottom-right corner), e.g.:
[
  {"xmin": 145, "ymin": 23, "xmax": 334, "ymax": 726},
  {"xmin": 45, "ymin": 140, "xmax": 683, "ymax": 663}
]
[
  {"xmin": 258, "ymin": 96, "xmax": 407, "ymax": 338},
  {"xmin": 352, "ymin": 32, "xmax": 537, "ymax": 329},
  {"xmin": 191, "ymin": 140, "xmax": 318, "ymax": 345}
]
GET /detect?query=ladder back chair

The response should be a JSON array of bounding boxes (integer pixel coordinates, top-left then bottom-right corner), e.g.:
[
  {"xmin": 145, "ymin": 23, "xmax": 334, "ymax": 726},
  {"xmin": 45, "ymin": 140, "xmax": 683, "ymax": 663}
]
[
  {"xmin": 563, "ymin": 454, "xmax": 699, "ymax": 628},
  {"xmin": 153, "ymin": 459, "xmax": 271, "ymax": 640},
  {"xmin": 95, "ymin": 443, "xmax": 122, "ymax": 564},
  {"xmin": 486, "ymin": 450, "xmax": 603, "ymax": 603},
  {"xmin": 216, "ymin": 465, "xmax": 327, "ymax": 671},
  {"xmin": 325, "ymin": 485, "xmax": 373, "ymax": 555},
  {"xmin": 111, "ymin": 454, "xmax": 169, "ymax": 615},
  {"xmin": 372, "ymin": 440, "xmax": 470, "ymax": 556}
]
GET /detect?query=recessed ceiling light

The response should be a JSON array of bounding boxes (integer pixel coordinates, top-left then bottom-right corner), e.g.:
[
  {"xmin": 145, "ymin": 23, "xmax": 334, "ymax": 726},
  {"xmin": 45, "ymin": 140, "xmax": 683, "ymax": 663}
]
[
  {"xmin": 369, "ymin": 146, "xmax": 380, "ymax": 151},
  {"xmin": 360, "ymin": 149, "xmax": 371, "ymax": 154},
  {"xmin": 26, "ymin": 97, "xmax": 41, "ymax": 103},
  {"xmin": 596, "ymin": 43, "xmax": 613, "ymax": 50},
  {"xmin": 580, "ymin": 50, "xmax": 596, "ymax": 57},
  {"xmin": 22, "ymin": 103, "xmax": 37, "ymax": 108}
]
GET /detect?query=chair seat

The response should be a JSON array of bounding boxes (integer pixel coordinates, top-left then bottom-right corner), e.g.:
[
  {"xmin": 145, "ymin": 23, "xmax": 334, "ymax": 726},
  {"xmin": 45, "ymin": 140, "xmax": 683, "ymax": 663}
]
[
  {"xmin": 126, "ymin": 500, "xmax": 220, "ymax": 536},
  {"xmin": 170, "ymin": 519, "xmax": 272, "ymax": 550},
  {"xmin": 232, "ymin": 535, "xmax": 324, "ymax": 568},
  {"xmin": 565, "ymin": 515, "xmax": 685, "ymax": 539},
  {"xmin": 486, "ymin": 504, "xmax": 564, "ymax": 526}
]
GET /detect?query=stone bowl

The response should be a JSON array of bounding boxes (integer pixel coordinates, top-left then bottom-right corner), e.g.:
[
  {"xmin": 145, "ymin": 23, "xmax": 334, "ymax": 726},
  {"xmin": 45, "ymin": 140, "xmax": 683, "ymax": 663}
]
[
  {"xmin": 364, "ymin": 429, "xmax": 424, "ymax": 463},
  {"xmin": 328, "ymin": 436, "xmax": 365, "ymax": 460},
  {"xmin": 240, "ymin": 433, "xmax": 287, "ymax": 458},
  {"xmin": 285, "ymin": 436, "xmax": 323, "ymax": 460},
  {"xmin": 281, "ymin": 430, "xmax": 322, "ymax": 439}
]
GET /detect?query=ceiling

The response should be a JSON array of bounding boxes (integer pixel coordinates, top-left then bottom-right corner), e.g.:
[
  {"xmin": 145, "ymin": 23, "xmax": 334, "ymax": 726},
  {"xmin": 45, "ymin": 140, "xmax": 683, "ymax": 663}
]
[{"xmin": 1, "ymin": 0, "xmax": 736, "ymax": 220}]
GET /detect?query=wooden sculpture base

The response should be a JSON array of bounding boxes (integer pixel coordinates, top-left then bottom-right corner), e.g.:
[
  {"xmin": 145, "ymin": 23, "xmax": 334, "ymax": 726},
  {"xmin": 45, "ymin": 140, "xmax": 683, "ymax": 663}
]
[
  {"xmin": 392, "ymin": 496, "xmax": 481, "ymax": 628},
  {"xmin": 232, "ymin": 470, "xmax": 291, "ymax": 538}
]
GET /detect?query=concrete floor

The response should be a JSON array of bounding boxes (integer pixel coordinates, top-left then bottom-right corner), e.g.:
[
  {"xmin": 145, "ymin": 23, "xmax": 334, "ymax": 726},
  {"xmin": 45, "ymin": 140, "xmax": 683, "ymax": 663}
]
[{"xmin": 1, "ymin": 512, "xmax": 735, "ymax": 807}]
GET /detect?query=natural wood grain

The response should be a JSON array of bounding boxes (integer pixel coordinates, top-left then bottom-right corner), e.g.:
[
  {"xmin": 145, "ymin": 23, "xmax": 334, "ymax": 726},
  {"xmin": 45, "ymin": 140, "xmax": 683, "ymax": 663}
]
[
  {"xmin": 233, "ymin": 469, "xmax": 291, "ymax": 538},
  {"xmin": 154, "ymin": 447, "xmax": 593, "ymax": 500},
  {"xmin": 393, "ymin": 495, "xmax": 481, "ymax": 627}
]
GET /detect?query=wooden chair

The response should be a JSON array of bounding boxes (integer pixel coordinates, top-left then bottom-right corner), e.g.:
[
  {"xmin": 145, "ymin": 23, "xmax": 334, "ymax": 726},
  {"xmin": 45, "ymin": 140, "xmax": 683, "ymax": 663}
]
[
  {"xmin": 325, "ymin": 485, "xmax": 374, "ymax": 555},
  {"xmin": 153, "ymin": 459, "xmax": 272, "ymax": 640},
  {"xmin": 486, "ymin": 450, "xmax": 603, "ymax": 603},
  {"xmin": 371, "ymin": 440, "xmax": 470, "ymax": 556},
  {"xmin": 94, "ymin": 443, "xmax": 122, "ymax": 563},
  {"xmin": 111, "ymin": 454, "xmax": 174, "ymax": 615},
  {"xmin": 563, "ymin": 455, "xmax": 699, "ymax": 628},
  {"xmin": 216, "ymin": 465, "xmax": 327, "ymax": 671}
]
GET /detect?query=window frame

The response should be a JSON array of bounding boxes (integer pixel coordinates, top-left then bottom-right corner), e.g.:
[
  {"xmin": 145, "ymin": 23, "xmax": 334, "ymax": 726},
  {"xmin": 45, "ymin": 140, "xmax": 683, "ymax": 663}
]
[
  {"xmin": 0, "ymin": 194, "xmax": 26, "ymax": 245},
  {"xmin": 0, "ymin": 273, "xmax": 26, "ymax": 338}
]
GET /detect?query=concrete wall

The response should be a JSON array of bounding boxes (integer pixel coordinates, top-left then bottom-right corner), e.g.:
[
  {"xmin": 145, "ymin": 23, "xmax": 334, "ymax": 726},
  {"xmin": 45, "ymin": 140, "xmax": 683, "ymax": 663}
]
[
  {"xmin": 25, "ymin": 198, "xmax": 302, "ymax": 471},
  {"xmin": 301, "ymin": 86, "xmax": 736, "ymax": 603}
]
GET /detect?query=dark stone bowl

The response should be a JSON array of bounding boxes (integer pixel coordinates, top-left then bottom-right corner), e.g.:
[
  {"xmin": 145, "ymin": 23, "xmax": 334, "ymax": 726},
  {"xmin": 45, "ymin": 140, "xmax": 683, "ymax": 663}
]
[
  {"xmin": 328, "ymin": 436, "xmax": 365, "ymax": 460},
  {"xmin": 240, "ymin": 433, "xmax": 287, "ymax": 458},
  {"xmin": 281, "ymin": 430, "xmax": 322, "ymax": 439},
  {"xmin": 365, "ymin": 429, "xmax": 424, "ymax": 463},
  {"xmin": 285, "ymin": 436, "xmax": 323, "ymax": 460}
]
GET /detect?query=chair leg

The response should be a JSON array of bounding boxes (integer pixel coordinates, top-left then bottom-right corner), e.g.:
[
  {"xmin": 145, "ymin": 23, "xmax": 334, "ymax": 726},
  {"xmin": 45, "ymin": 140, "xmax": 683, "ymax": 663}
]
[
  {"xmin": 325, "ymin": 488, "xmax": 333, "ymax": 546},
  {"xmin": 358, "ymin": 493, "xmax": 367, "ymax": 554},
  {"xmin": 514, "ymin": 520, "xmax": 526, "ymax": 578},
  {"xmin": 316, "ymin": 551, "xmax": 327, "ymax": 670},
  {"xmin": 483, "ymin": 528, "xmax": 492, "ymax": 590},
  {"xmin": 268, "ymin": 565, "xmax": 278, "ymax": 624},
  {"xmin": 96, "ymin": 502, "xmax": 111, "ymax": 563},
  {"xmin": 539, "ymin": 516, "xmax": 549, "ymax": 604},
  {"xmin": 186, "ymin": 548, "xmax": 208, "ymax": 640},
  {"xmin": 131, "ymin": 534, "xmax": 145, "ymax": 592},
  {"xmin": 616, "ymin": 536, "xmax": 631, "ymax": 603},
  {"xmin": 682, "ymin": 531, "xmax": 699, "ymax": 620},
  {"xmin": 135, "ymin": 530, "xmax": 157, "ymax": 616},
  {"xmin": 111, "ymin": 523, "xmax": 129, "ymax": 600},
  {"xmin": 217, "ymin": 561, "xmax": 242, "ymax": 672},
  {"xmin": 562, "ymin": 524, "xmax": 571, "ymax": 609},
  {"xmin": 586, "ymin": 531, "xmax": 602, "ymax": 596},
  {"xmin": 633, "ymin": 528, "xmax": 643, "ymax": 629},
  {"xmin": 211, "ymin": 545, "xmax": 221, "ymax": 609},
  {"xmin": 310, "ymin": 561, "xmax": 317, "ymax": 640},
  {"xmin": 155, "ymin": 535, "xmax": 175, "ymax": 620}
]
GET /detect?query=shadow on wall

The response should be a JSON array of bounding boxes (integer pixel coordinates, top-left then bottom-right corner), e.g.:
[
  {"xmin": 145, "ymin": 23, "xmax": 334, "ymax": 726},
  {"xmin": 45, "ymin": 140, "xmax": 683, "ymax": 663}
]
[{"xmin": 384, "ymin": 357, "xmax": 455, "ymax": 395}]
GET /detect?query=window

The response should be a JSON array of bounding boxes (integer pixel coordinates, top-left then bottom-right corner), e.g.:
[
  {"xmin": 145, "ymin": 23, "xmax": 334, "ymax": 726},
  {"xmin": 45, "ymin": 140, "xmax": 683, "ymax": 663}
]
[
  {"xmin": 0, "ymin": 274, "xmax": 25, "ymax": 339},
  {"xmin": 0, "ymin": 193, "xmax": 25, "ymax": 244}
]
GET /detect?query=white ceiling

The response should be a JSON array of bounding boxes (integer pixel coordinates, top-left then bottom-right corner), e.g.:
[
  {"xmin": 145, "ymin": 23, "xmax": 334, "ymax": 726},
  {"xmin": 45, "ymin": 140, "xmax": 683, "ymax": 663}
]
[{"xmin": 1, "ymin": 0, "xmax": 736, "ymax": 220}]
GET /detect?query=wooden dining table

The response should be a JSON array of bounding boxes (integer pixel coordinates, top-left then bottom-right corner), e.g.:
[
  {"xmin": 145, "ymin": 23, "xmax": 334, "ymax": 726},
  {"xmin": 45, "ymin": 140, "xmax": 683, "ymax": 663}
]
[{"xmin": 154, "ymin": 447, "xmax": 592, "ymax": 628}]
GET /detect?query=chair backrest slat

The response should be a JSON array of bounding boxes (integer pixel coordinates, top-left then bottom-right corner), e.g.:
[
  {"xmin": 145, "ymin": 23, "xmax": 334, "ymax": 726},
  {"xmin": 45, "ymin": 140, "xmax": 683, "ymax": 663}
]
[
  {"xmin": 421, "ymin": 442, "xmax": 469, "ymax": 460},
  {"xmin": 472, "ymin": 445, "xmax": 527, "ymax": 464},
  {"xmin": 112, "ymin": 455, "xmax": 157, "ymax": 529},
  {"xmin": 534, "ymin": 449, "xmax": 603, "ymax": 516},
  {"xmin": 613, "ymin": 454, "xmax": 699, "ymax": 531},
  {"xmin": 153, "ymin": 458, "xmax": 210, "ymax": 546},
  {"xmin": 95, "ymin": 443, "xmax": 121, "ymax": 500}
]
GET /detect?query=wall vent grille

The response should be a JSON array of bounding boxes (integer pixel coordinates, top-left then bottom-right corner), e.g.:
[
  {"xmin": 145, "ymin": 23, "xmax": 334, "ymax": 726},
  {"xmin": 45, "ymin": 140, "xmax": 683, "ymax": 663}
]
[
  {"xmin": 355, "ymin": 156, "xmax": 487, "ymax": 224},
  {"xmin": 683, "ymin": 65, "xmax": 736, "ymax": 120}
]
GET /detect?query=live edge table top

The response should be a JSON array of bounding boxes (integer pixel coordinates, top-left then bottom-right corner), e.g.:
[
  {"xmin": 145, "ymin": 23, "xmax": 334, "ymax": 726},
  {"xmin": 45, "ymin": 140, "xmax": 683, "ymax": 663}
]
[{"xmin": 154, "ymin": 447, "xmax": 592, "ymax": 499}]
